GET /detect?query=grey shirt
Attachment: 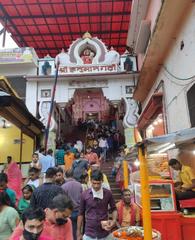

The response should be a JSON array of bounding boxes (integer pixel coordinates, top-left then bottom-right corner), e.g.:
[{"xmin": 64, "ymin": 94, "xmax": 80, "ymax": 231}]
[{"xmin": 61, "ymin": 178, "xmax": 83, "ymax": 211}]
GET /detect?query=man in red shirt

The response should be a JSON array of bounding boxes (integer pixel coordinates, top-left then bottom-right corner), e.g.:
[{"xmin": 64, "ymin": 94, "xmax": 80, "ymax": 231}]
[{"xmin": 10, "ymin": 194, "xmax": 74, "ymax": 240}]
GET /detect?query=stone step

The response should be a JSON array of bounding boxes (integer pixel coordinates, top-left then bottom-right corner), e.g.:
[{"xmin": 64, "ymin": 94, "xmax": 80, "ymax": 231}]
[
  {"xmin": 109, "ymin": 180, "xmax": 119, "ymax": 185},
  {"xmin": 113, "ymin": 192, "xmax": 121, "ymax": 197},
  {"xmin": 111, "ymin": 188, "xmax": 121, "ymax": 193},
  {"xmin": 109, "ymin": 182, "xmax": 119, "ymax": 189},
  {"xmin": 101, "ymin": 160, "xmax": 121, "ymax": 203}
]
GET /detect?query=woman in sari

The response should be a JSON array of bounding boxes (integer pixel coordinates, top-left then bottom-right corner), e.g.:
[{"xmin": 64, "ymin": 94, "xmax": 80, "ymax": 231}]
[{"xmin": 4, "ymin": 156, "xmax": 23, "ymax": 201}]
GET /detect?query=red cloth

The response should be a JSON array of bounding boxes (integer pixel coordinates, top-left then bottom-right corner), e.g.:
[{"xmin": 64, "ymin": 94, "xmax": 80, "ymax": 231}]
[
  {"xmin": 118, "ymin": 200, "xmax": 136, "ymax": 226},
  {"xmin": 6, "ymin": 162, "xmax": 22, "ymax": 200},
  {"xmin": 85, "ymin": 152, "xmax": 99, "ymax": 165}
]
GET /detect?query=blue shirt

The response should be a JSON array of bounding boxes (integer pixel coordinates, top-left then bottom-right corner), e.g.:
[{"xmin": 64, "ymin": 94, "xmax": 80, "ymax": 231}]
[{"xmin": 40, "ymin": 155, "xmax": 55, "ymax": 173}]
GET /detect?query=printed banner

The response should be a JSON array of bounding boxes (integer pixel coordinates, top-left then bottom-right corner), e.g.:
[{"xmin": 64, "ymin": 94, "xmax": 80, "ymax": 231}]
[
  {"xmin": 125, "ymin": 127, "xmax": 136, "ymax": 148},
  {"xmin": 0, "ymin": 47, "xmax": 34, "ymax": 64}
]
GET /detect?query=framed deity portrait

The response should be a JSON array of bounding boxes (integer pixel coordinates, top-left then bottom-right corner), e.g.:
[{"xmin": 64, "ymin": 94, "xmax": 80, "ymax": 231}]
[
  {"xmin": 41, "ymin": 89, "xmax": 51, "ymax": 98},
  {"xmin": 125, "ymin": 86, "xmax": 134, "ymax": 94}
]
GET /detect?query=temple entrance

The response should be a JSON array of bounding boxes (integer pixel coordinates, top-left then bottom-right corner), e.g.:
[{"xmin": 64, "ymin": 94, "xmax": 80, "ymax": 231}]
[
  {"xmin": 71, "ymin": 88, "xmax": 110, "ymax": 124},
  {"xmin": 85, "ymin": 112, "xmax": 99, "ymax": 121}
]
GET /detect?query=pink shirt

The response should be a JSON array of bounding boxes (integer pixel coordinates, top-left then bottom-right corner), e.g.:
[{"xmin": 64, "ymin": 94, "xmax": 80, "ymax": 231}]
[
  {"xmin": 10, "ymin": 218, "xmax": 73, "ymax": 240},
  {"xmin": 85, "ymin": 152, "xmax": 99, "ymax": 165}
]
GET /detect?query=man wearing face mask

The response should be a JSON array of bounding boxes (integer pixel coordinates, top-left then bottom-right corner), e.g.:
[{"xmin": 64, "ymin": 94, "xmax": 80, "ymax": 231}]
[
  {"xmin": 11, "ymin": 207, "xmax": 52, "ymax": 240},
  {"xmin": 43, "ymin": 193, "xmax": 74, "ymax": 239},
  {"xmin": 77, "ymin": 170, "xmax": 117, "ymax": 240},
  {"xmin": 10, "ymin": 194, "xmax": 74, "ymax": 240}
]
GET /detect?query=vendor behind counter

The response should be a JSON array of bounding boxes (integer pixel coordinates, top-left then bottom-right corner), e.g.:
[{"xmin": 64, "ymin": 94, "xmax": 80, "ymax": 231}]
[{"xmin": 168, "ymin": 158, "xmax": 195, "ymax": 209}]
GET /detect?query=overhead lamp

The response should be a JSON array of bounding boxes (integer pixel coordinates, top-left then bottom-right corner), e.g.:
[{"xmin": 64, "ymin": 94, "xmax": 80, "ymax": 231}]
[
  {"xmin": 158, "ymin": 118, "xmax": 163, "ymax": 123},
  {"xmin": 158, "ymin": 143, "xmax": 176, "ymax": 154},
  {"xmin": 134, "ymin": 158, "xmax": 140, "ymax": 167},
  {"xmin": 0, "ymin": 119, "xmax": 12, "ymax": 129},
  {"xmin": 149, "ymin": 153, "xmax": 167, "ymax": 157},
  {"xmin": 2, "ymin": 119, "xmax": 6, "ymax": 128},
  {"xmin": 148, "ymin": 124, "xmax": 154, "ymax": 129}
]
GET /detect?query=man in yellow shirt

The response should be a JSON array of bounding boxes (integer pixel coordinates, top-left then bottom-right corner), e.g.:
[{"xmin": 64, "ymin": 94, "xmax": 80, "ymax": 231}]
[{"xmin": 169, "ymin": 159, "xmax": 195, "ymax": 206}]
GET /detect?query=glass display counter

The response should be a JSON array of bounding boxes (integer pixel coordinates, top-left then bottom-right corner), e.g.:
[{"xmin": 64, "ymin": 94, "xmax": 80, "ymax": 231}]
[{"xmin": 134, "ymin": 180, "xmax": 176, "ymax": 212}]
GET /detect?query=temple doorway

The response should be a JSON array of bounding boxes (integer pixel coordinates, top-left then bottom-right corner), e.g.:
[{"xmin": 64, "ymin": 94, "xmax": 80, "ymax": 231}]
[
  {"xmin": 85, "ymin": 112, "xmax": 99, "ymax": 121},
  {"xmin": 72, "ymin": 88, "xmax": 110, "ymax": 124}
]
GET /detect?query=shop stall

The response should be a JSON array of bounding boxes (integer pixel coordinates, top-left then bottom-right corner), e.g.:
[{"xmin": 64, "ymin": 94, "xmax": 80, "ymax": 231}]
[{"xmin": 129, "ymin": 127, "xmax": 195, "ymax": 240}]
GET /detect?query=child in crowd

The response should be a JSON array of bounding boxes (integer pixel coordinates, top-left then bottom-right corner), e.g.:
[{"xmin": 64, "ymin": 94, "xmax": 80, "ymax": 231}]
[
  {"xmin": 18, "ymin": 185, "xmax": 34, "ymax": 215},
  {"xmin": 0, "ymin": 173, "xmax": 16, "ymax": 207},
  {"xmin": 29, "ymin": 153, "xmax": 42, "ymax": 171},
  {"xmin": 24, "ymin": 167, "xmax": 43, "ymax": 188}
]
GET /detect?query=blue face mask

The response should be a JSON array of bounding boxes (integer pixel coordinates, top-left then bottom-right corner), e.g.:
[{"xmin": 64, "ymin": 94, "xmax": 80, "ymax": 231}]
[{"xmin": 23, "ymin": 229, "xmax": 42, "ymax": 240}]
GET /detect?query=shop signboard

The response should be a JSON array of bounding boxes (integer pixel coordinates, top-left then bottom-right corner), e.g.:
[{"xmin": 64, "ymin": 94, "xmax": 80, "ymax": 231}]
[
  {"xmin": 0, "ymin": 47, "xmax": 35, "ymax": 64},
  {"xmin": 58, "ymin": 63, "xmax": 118, "ymax": 75}
]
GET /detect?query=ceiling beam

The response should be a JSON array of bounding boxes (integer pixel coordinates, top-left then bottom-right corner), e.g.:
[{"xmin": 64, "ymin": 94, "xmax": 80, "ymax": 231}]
[
  {"xmin": 0, "ymin": 5, "xmax": 27, "ymax": 47},
  {"xmin": 12, "ymin": 30, "xmax": 128, "ymax": 37},
  {"xmin": 0, "ymin": 12, "xmax": 130, "ymax": 20},
  {"xmin": 2, "ymin": 0, "xmax": 131, "ymax": 5}
]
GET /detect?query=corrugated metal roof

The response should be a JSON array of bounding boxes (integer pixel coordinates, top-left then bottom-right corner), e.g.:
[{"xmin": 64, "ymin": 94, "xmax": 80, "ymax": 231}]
[{"xmin": 0, "ymin": 0, "xmax": 132, "ymax": 57}]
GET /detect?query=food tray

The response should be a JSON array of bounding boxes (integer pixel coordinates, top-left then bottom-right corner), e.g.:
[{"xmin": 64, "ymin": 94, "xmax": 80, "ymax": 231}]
[{"xmin": 112, "ymin": 226, "xmax": 161, "ymax": 240}]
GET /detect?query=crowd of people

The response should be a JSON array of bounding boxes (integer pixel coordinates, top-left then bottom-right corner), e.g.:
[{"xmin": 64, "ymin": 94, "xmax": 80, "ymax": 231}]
[
  {"xmin": 0, "ymin": 122, "xmax": 142, "ymax": 240},
  {"xmin": 2, "ymin": 120, "xmax": 194, "ymax": 239}
]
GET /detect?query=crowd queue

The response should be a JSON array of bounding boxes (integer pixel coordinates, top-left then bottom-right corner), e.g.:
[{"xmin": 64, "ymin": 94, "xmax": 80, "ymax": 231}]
[
  {"xmin": 2, "ymin": 121, "xmax": 195, "ymax": 240},
  {"xmin": 0, "ymin": 123, "xmax": 141, "ymax": 240}
]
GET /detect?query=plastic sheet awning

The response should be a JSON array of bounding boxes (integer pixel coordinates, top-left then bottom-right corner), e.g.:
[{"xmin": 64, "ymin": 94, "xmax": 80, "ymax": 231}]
[
  {"xmin": 145, "ymin": 127, "xmax": 195, "ymax": 144},
  {"xmin": 0, "ymin": 0, "xmax": 132, "ymax": 57},
  {"xmin": 144, "ymin": 127, "xmax": 195, "ymax": 154},
  {"xmin": 127, "ymin": 127, "xmax": 195, "ymax": 160}
]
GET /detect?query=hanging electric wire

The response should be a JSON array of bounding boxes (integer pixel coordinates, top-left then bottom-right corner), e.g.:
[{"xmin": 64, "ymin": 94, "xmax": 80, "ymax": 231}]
[{"xmin": 163, "ymin": 65, "xmax": 195, "ymax": 81}]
